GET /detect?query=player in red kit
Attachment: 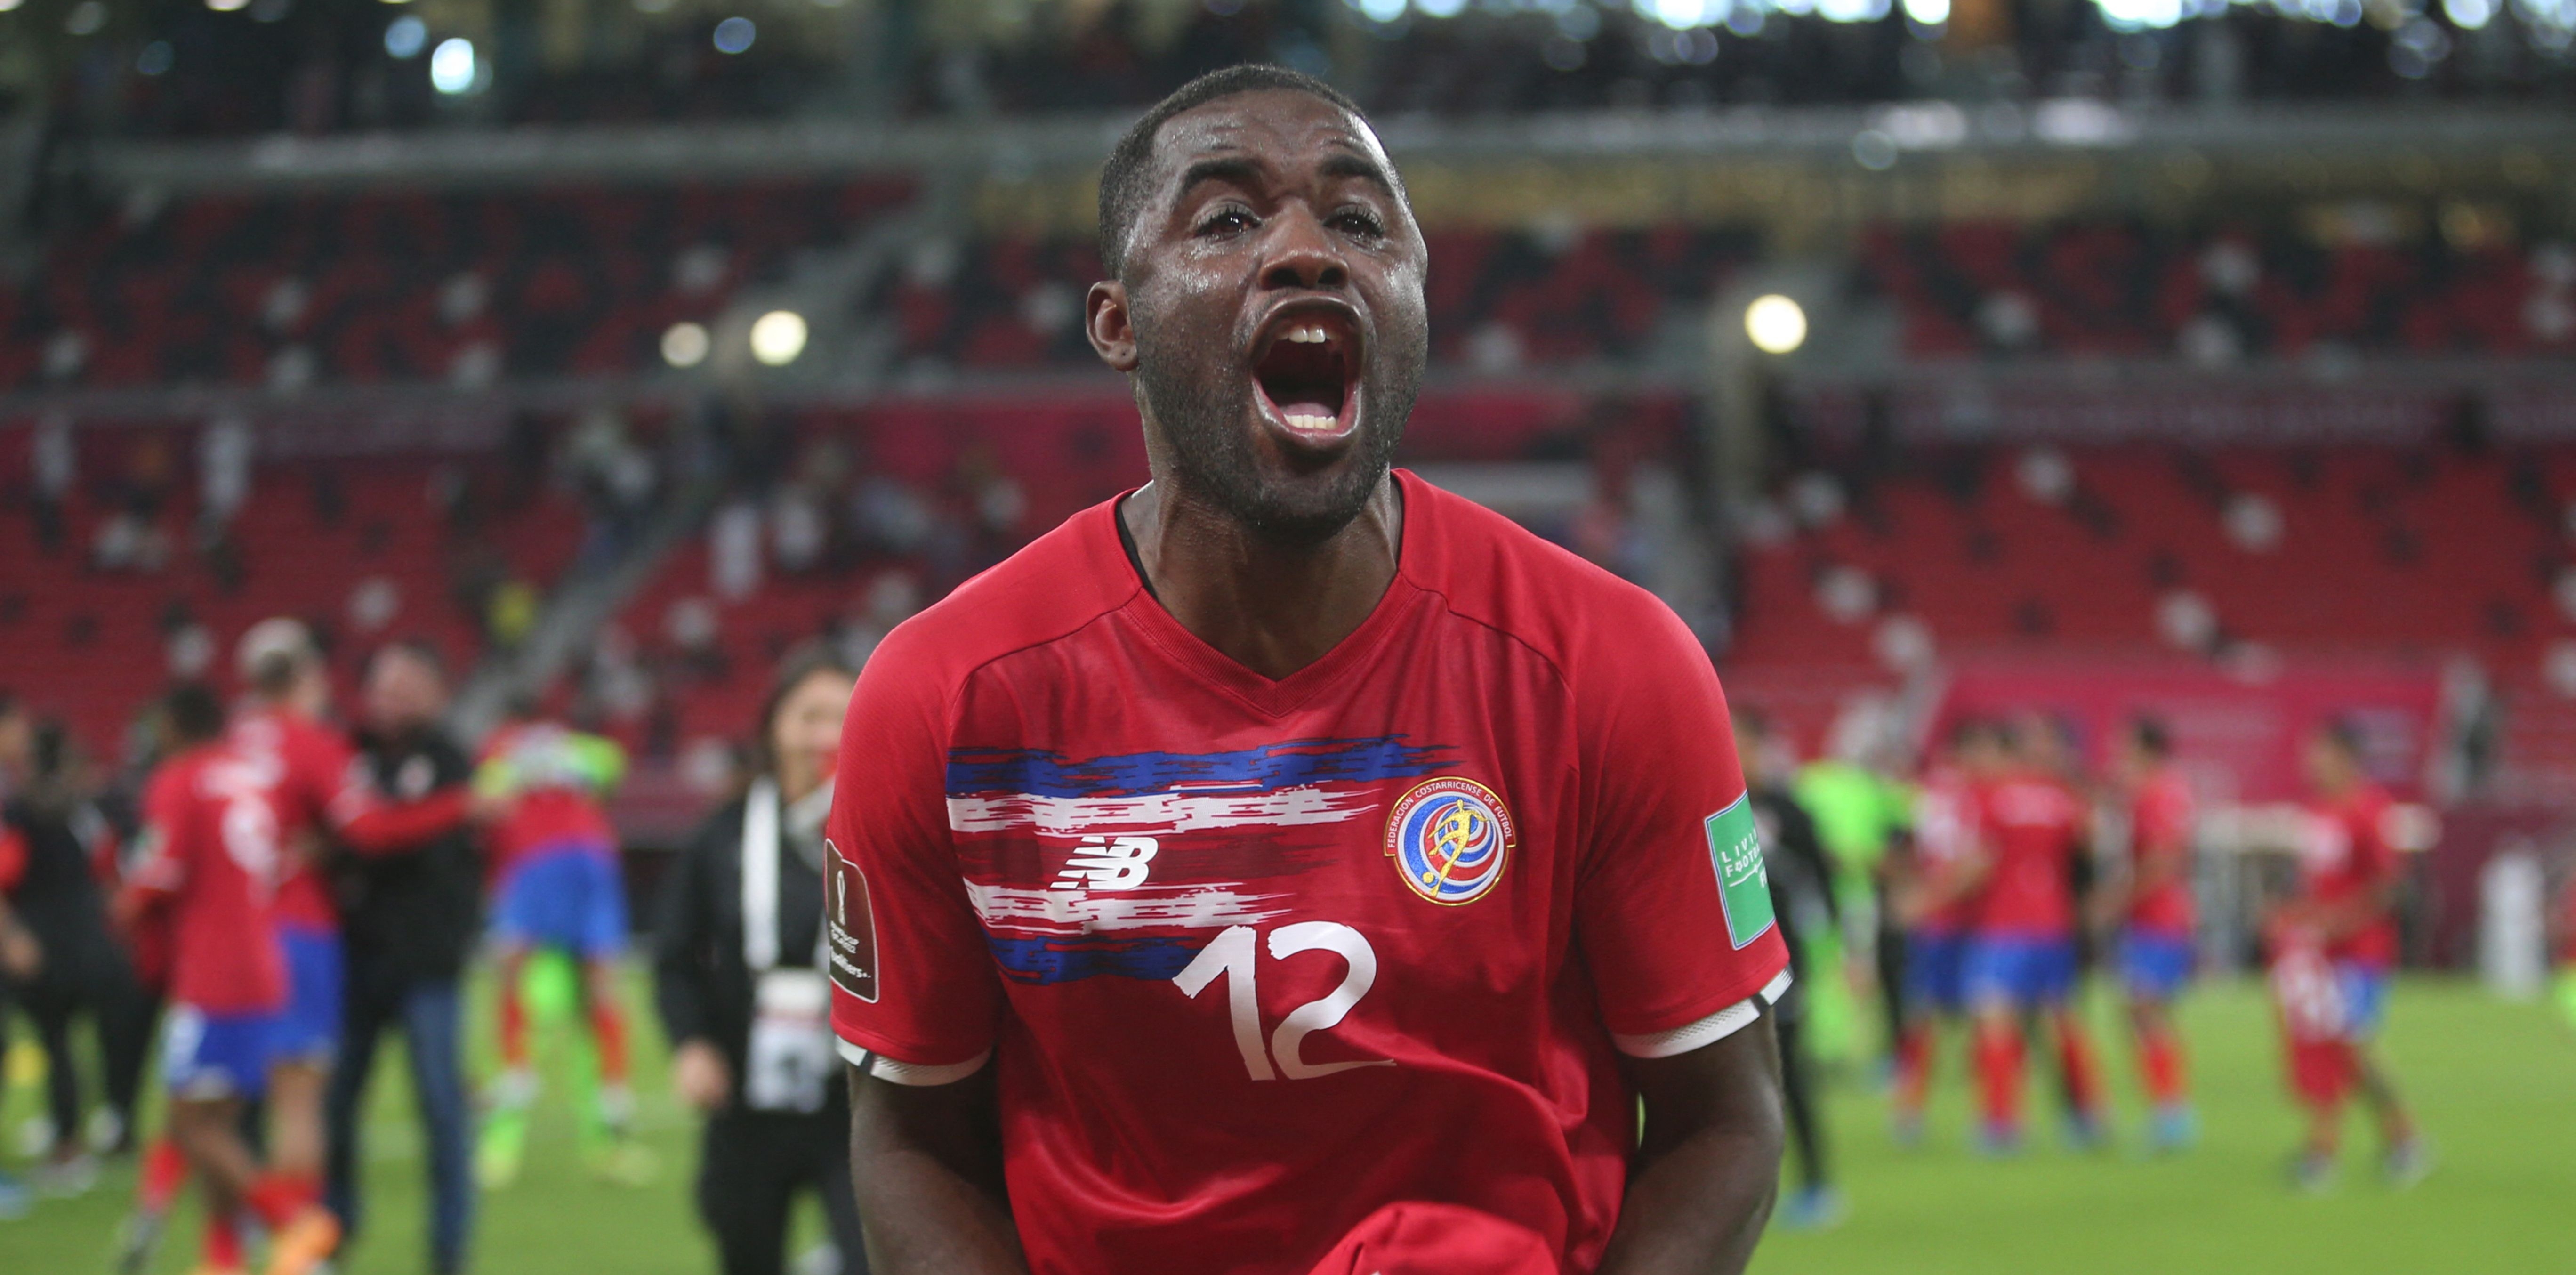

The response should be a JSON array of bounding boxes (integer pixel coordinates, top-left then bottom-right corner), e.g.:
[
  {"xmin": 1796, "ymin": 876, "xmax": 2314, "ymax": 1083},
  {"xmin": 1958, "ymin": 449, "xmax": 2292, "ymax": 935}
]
[
  {"xmin": 116, "ymin": 684, "xmax": 342, "ymax": 1275},
  {"xmin": 225, "ymin": 618, "xmax": 478, "ymax": 1261},
  {"xmin": 829, "ymin": 66, "xmax": 1790, "ymax": 1275},
  {"xmin": 2098, "ymin": 717, "xmax": 2198, "ymax": 1151},
  {"xmin": 1888, "ymin": 719, "xmax": 1997, "ymax": 1146},
  {"xmin": 2277, "ymin": 721, "xmax": 2428, "ymax": 1192},
  {"xmin": 1953, "ymin": 718, "xmax": 2106, "ymax": 1154}
]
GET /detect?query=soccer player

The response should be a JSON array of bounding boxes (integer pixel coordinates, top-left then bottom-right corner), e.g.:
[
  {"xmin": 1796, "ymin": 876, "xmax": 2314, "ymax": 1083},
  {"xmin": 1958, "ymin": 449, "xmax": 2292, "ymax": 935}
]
[
  {"xmin": 828, "ymin": 65, "xmax": 1792, "ymax": 1275},
  {"xmin": 2099, "ymin": 717, "xmax": 2197, "ymax": 1150},
  {"xmin": 116, "ymin": 683, "xmax": 340, "ymax": 1275},
  {"xmin": 2278, "ymin": 720, "xmax": 2427, "ymax": 1191},
  {"xmin": 1731, "ymin": 707, "xmax": 1843, "ymax": 1230},
  {"xmin": 228, "ymin": 618, "xmax": 478, "ymax": 1248},
  {"xmin": 472, "ymin": 707, "xmax": 643, "ymax": 1186},
  {"xmin": 1887, "ymin": 719, "xmax": 1995, "ymax": 1146},
  {"xmin": 1956, "ymin": 717, "xmax": 2106, "ymax": 1153}
]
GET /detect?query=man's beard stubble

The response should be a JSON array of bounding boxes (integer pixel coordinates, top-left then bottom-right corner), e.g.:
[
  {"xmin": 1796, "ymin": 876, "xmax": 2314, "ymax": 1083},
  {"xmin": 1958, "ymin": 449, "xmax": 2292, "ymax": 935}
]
[{"xmin": 1129, "ymin": 301, "xmax": 1417, "ymax": 550}]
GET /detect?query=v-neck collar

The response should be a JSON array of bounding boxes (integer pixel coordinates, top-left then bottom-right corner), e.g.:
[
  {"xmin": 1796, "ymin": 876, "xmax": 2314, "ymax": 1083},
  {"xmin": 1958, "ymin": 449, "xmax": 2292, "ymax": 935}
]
[{"xmin": 1097, "ymin": 469, "xmax": 1427, "ymax": 720}]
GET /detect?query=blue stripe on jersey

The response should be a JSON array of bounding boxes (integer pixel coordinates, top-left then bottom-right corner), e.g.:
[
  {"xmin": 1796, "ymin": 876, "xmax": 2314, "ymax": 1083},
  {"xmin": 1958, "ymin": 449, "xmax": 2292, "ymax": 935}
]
[
  {"xmin": 988, "ymin": 934, "xmax": 1206, "ymax": 984},
  {"xmin": 945, "ymin": 736, "xmax": 1450, "ymax": 799}
]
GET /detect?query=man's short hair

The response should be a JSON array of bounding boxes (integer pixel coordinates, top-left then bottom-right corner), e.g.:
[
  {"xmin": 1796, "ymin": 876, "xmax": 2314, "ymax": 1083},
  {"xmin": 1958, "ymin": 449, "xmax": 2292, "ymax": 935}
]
[
  {"xmin": 2130, "ymin": 715, "xmax": 2172, "ymax": 759},
  {"xmin": 1096, "ymin": 64, "xmax": 1372, "ymax": 282},
  {"xmin": 236, "ymin": 616, "xmax": 318, "ymax": 697}
]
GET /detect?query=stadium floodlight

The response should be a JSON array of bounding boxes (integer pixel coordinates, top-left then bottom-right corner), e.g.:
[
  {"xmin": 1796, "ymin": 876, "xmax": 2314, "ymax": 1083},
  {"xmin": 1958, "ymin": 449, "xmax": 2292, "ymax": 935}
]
[
  {"xmin": 750, "ymin": 310, "xmax": 808, "ymax": 366},
  {"xmin": 1902, "ymin": 0, "xmax": 1950, "ymax": 22},
  {"xmin": 713, "ymin": 16, "xmax": 757, "ymax": 52},
  {"xmin": 430, "ymin": 37, "xmax": 476, "ymax": 93},
  {"xmin": 1745, "ymin": 294, "xmax": 1808, "ymax": 355},
  {"xmin": 662, "ymin": 322, "xmax": 711, "ymax": 369},
  {"xmin": 1417, "ymin": 0, "xmax": 1469, "ymax": 17},
  {"xmin": 0, "ymin": 0, "xmax": 22, "ymax": 12},
  {"xmin": 2444, "ymin": 0, "xmax": 2493, "ymax": 24},
  {"xmin": 385, "ymin": 14, "xmax": 426, "ymax": 58},
  {"xmin": 207, "ymin": 0, "xmax": 251, "ymax": 11}
]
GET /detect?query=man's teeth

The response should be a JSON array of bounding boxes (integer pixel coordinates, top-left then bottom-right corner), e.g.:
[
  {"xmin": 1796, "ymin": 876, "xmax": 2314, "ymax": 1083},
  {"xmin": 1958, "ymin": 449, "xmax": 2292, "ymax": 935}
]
[
  {"xmin": 1282, "ymin": 323, "xmax": 1333, "ymax": 345},
  {"xmin": 1283, "ymin": 412, "xmax": 1338, "ymax": 432}
]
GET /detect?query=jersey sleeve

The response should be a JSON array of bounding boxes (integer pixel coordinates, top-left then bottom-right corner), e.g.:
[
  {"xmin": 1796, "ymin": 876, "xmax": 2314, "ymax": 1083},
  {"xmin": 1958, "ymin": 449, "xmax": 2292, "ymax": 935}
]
[
  {"xmin": 825, "ymin": 633, "xmax": 1003, "ymax": 1083},
  {"xmin": 1571, "ymin": 593, "xmax": 1791, "ymax": 1058}
]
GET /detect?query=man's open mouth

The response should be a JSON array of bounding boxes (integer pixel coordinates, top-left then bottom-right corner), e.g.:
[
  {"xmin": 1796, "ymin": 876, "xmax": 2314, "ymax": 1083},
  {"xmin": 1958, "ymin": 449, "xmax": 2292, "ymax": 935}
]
[{"xmin": 1252, "ymin": 310, "xmax": 1359, "ymax": 437}]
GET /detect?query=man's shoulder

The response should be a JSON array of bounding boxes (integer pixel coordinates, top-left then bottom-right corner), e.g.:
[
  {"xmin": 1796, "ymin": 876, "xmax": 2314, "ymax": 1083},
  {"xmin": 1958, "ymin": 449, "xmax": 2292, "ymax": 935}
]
[
  {"xmin": 869, "ymin": 500, "xmax": 1139, "ymax": 694},
  {"xmin": 1402, "ymin": 471, "xmax": 1699, "ymax": 680}
]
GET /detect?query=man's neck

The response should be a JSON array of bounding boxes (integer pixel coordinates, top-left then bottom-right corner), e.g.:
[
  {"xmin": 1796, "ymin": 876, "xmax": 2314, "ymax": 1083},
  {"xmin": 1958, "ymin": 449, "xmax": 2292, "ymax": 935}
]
[{"xmin": 1121, "ymin": 475, "xmax": 1403, "ymax": 682}]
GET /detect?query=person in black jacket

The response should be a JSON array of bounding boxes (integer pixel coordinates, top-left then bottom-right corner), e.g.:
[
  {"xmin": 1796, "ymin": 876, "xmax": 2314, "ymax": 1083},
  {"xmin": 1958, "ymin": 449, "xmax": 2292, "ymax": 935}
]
[
  {"xmin": 323, "ymin": 640, "xmax": 486, "ymax": 1275},
  {"xmin": 0, "ymin": 707, "xmax": 148, "ymax": 1195},
  {"xmin": 1733, "ymin": 706, "xmax": 1845, "ymax": 1232},
  {"xmin": 655, "ymin": 644, "xmax": 870, "ymax": 1275}
]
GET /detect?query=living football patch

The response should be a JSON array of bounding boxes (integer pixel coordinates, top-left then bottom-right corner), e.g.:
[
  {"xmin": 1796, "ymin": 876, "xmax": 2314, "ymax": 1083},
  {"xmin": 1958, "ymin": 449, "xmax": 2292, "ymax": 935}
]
[{"xmin": 1704, "ymin": 795, "xmax": 1776, "ymax": 950}]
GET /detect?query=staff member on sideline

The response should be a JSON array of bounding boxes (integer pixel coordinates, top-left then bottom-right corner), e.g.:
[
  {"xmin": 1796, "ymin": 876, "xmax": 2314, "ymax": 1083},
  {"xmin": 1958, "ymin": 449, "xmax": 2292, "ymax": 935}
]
[
  {"xmin": 326, "ymin": 640, "xmax": 486, "ymax": 1275},
  {"xmin": 654, "ymin": 646, "xmax": 870, "ymax": 1275}
]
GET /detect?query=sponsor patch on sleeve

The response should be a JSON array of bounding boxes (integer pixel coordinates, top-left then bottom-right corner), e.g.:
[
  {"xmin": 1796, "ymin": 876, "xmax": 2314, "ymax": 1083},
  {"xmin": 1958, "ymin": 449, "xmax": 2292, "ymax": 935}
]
[
  {"xmin": 1704, "ymin": 794, "xmax": 1776, "ymax": 951},
  {"xmin": 823, "ymin": 839, "xmax": 878, "ymax": 1004}
]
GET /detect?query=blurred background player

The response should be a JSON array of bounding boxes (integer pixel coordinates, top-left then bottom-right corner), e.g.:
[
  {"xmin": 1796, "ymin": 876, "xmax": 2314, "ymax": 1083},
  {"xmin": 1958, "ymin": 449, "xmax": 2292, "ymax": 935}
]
[
  {"xmin": 2277, "ymin": 720, "xmax": 2429, "ymax": 1194},
  {"xmin": 1, "ymin": 695, "xmax": 147, "ymax": 1196},
  {"xmin": 2098, "ymin": 717, "xmax": 2199, "ymax": 1152},
  {"xmin": 1733, "ymin": 706, "xmax": 1845, "ymax": 1231},
  {"xmin": 1956, "ymin": 717, "xmax": 2108, "ymax": 1154},
  {"xmin": 1888, "ymin": 718, "xmax": 1992, "ymax": 1147},
  {"xmin": 115, "ymin": 682, "xmax": 342, "ymax": 1275},
  {"xmin": 654, "ymin": 646, "xmax": 870, "ymax": 1275},
  {"xmin": 473, "ymin": 702, "xmax": 644, "ymax": 1186},
  {"xmin": 324, "ymin": 640, "xmax": 486, "ymax": 1275},
  {"xmin": 1793, "ymin": 700, "xmax": 1912, "ymax": 1073}
]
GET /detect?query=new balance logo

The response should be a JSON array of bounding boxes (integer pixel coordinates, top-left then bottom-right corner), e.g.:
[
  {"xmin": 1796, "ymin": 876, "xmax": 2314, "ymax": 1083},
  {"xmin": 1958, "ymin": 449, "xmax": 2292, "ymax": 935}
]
[{"xmin": 1051, "ymin": 836, "xmax": 1159, "ymax": 892}]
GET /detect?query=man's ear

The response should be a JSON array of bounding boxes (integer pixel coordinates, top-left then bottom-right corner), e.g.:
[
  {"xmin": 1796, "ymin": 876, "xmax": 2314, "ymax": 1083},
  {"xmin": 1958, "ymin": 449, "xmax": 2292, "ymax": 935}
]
[{"xmin": 1086, "ymin": 280, "xmax": 1139, "ymax": 373}]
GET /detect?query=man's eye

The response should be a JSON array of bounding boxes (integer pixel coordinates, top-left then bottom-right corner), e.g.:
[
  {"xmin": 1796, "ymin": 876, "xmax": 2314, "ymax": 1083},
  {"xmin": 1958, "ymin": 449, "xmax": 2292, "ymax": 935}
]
[
  {"xmin": 1333, "ymin": 210, "xmax": 1385, "ymax": 238},
  {"xmin": 1198, "ymin": 208, "xmax": 1256, "ymax": 236}
]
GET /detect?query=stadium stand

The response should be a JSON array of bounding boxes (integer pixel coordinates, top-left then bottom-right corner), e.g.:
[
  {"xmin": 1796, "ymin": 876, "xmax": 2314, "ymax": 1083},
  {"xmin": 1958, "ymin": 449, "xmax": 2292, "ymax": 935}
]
[{"xmin": 2, "ymin": 180, "xmax": 913, "ymax": 390}]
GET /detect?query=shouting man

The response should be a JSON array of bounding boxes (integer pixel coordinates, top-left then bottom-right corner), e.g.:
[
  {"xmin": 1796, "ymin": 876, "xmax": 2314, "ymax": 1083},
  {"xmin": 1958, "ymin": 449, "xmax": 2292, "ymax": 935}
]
[{"xmin": 828, "ymin": 65, "xmax": 1790, "ymax": 1275}]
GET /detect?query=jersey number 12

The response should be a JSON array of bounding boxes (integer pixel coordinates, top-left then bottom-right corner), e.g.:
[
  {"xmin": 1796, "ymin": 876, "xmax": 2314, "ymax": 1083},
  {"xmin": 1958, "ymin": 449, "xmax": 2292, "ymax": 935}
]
[{"xmin": 1173, "ymin": 923, "xmax": 1395, "ymax": 1081}]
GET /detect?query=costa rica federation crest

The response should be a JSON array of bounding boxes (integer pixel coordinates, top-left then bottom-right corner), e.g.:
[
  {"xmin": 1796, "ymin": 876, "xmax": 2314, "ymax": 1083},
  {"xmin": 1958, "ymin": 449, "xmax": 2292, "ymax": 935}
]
[{"xmin": 1384, "ymin": 776, "xmax": 1515, "ymax": 905}]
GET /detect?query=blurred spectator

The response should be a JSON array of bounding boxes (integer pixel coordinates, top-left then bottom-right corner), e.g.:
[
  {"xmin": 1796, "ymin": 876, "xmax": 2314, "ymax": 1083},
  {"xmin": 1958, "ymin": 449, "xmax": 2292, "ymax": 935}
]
[
  {"xmin": 31, "ymin": 414, "xmax": 75, "ymax": 553},
  {"xmin": 709, "ymin": 502, "xmax": 764, "ymax": 602},
  {"xmin": 197, "ymin": 416, "xmax": 253, "ymax": 530}
]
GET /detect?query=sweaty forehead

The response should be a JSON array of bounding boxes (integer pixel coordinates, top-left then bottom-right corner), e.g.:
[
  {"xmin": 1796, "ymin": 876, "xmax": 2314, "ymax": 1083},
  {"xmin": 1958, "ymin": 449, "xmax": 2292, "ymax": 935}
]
[{"xmin": 1149, "ymin": 90, "xmax": 1391, "ymax": 187}]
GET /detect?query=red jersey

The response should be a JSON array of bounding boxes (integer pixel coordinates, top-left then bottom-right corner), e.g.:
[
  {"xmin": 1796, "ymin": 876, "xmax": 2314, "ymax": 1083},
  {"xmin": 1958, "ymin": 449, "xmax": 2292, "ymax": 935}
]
[
  {"xmin": 1970, "ymin": 771, "xmax": 2088, "ymax": 938},
  {"xmin": 127, "ymin": 742, "xmax": 290, "ymax": 1014},
  {"xmin": 228, "ymin": 708, "xmax": 365, "ymax": 932},
  {"xmin": 1908, "ymin": 768, "xmax": 1981, "ymax": 934},
  {"xmin": 2125, "ymin": 768, "xmax": 2196, "ymax": 936},
  {"xmin": 825, "ymin": 472, "xmax": 1790, "ymax": 1275},
  {"xmin": 2298, "ymin": 784, "xmax": 2400, "ymax": 968}
]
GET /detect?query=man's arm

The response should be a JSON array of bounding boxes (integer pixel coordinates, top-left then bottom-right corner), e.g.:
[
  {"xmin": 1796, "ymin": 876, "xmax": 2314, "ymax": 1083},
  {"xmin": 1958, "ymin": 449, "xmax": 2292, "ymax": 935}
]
[
  {"xmin": 847, "ymin": 1064, "xmax": 1028, "ymax": 1275},
  {"xmin": 1594, "ymin": 1017, "xmax": 1786, "ymax": 1275}
]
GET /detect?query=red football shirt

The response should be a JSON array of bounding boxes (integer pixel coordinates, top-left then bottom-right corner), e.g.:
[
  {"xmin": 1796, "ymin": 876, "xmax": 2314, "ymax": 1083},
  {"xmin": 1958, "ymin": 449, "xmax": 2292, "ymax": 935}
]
[
  {"xmin": 1908, "ymin": 768, "xmax": 1981, "ymax": 935},
  {"xmin": 476, "ymin": 724, "xmax": 622, "ymax": 879},
  {"xmin": 1969, "ymin": 771, "xmax": 2087, "ymax": 938},
  {"xmin": 128, "ymin": 742, "xmax": 291, "ymax": 1015},
  {"xmin": 228, "ymin": 707, "xmax": 364, "ymax": 932},
  {"xmin": 825, "ymin": 471, "xmax": 1790, "ymax": 1275},
  {"xmin": 2125, "ymin": 768, "xmax": 2196, "ymax": 936},
  {"xmin": 2298, "ymin": 784, "xmax": 2400, "ymax": 967}
]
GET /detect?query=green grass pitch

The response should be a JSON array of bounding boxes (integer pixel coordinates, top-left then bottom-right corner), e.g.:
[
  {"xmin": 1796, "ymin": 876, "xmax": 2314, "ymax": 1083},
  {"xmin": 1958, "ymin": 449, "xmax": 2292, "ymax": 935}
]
[{"xmin": 3, "ymin": 973, "xmax": 2569, "ymax": 1274}]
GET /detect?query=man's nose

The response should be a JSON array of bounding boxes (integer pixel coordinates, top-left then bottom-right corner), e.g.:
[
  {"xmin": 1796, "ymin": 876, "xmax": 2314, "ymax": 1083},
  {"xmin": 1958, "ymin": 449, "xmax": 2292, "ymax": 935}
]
[{"xmin": 1260, "ymin": 206, "xmax": 1347, "ymax": 292}]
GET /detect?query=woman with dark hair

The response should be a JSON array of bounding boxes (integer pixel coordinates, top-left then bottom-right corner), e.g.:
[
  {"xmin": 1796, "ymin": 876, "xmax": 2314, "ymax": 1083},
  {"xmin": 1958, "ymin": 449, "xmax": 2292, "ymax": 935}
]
[{"xmin": 653, "ymin": 645, "xmax": 870, "ymax": 1275}]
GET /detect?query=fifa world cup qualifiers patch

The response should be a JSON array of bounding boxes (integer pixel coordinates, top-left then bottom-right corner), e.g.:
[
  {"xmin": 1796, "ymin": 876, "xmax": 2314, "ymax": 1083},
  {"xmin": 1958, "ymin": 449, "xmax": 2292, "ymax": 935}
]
[
  {"xmin": 824, "ymin": 840, "xmax": 878, "ymax": 1003},
  {"xmin": 1704, "ymin": 795, "xmax": 1776, "ymax": 950}
]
